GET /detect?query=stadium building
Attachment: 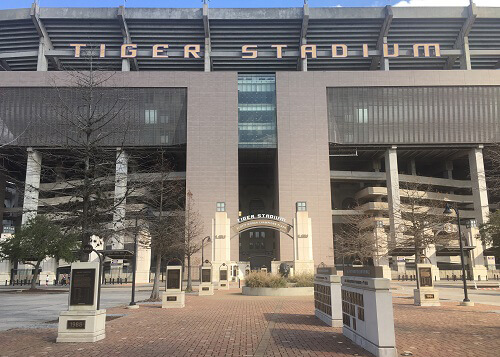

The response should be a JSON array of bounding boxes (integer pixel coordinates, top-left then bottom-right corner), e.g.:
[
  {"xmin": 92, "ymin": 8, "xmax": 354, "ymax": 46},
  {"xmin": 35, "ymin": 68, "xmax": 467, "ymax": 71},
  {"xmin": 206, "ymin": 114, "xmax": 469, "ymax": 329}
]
[{"xmin": 0, "ymin": 2, "xmax": 499, "ymax": 284}]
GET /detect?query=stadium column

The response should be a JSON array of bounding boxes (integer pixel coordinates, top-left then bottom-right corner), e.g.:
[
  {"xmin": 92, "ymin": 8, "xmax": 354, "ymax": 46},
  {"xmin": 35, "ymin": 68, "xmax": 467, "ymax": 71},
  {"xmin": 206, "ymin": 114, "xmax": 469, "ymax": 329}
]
[
  {"xmin": 384, "ymin": 147, "xmax": 403, "ymax": 272},
  {"xmin": 22, "ymin": 148, "xmax": 42, "ymax": 225},
  {"xmin": 468, "ymin": 147, "xmax": 494, "ymax": 269},
  {"xmin": 203, "ymin": 2, "xmax": 211, "ymax": 72},
  {"xmin": 111, "ymin": 148, "xmax": 128, "ymax": 250},
  {"xmin": 22, "ymin": 148, "xmax": 57, "ymax": 283}
]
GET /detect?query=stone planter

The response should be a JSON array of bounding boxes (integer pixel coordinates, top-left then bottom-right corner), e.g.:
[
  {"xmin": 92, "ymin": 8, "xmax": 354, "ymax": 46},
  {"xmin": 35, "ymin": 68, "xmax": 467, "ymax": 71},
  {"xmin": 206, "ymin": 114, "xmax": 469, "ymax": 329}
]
[{"xmin": 242, "ymin": 286, "xmax": 314, "ymax": 296}]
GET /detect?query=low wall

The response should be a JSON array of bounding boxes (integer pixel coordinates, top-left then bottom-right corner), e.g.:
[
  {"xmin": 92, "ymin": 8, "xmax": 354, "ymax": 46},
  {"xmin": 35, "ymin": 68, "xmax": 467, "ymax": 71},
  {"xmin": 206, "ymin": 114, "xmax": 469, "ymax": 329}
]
[{"xmin": 242, "ymin": 286, "xmax": 313, "ymax": 296}]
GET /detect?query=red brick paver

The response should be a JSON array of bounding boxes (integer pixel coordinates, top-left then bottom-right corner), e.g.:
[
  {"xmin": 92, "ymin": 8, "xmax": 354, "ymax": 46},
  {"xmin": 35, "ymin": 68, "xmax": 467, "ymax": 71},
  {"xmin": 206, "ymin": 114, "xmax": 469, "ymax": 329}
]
[{"xmin": 0, "ymin": 290, "xmax": 499, "ymax": 357}]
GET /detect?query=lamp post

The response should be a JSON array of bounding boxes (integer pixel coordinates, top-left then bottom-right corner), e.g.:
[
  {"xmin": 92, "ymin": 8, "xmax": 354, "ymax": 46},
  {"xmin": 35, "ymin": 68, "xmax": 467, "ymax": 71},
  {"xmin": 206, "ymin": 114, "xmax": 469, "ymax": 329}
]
[
  {"xmin": 201, "ymin": 236, "xmax": 211, "ymax": 264},
  {"xmin": 128, "ymin": 215, "xmax": 140, "ymax": 308},
  {"xmin": 443, "ymin": 203, "xmax": 472, "ymax": 306},
  {"xmin": 129, "ymin": 207, "xmax": 152, "ymax": 309}
]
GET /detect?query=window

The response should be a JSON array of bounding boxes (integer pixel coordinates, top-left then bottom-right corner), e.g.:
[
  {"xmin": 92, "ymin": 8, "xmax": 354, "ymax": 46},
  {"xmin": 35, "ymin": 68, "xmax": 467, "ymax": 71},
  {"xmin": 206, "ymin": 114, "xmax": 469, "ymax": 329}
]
[
  {"xmin": 160, "ymin": 135, "xmax": 169, "ymax": 144},
  {"xmin": 296, "ymin": 201, "xmax": 307, "ymax": 212},
  {"xmin": 145, "ymin": 109, "xmax": 157, "ymax": 124},
  {"xmin": 216, "ymin": 202, "xmax": 226, "ymax": 212},
  {"xmin": 357, "ymin": 108, "xmax": 368, "ymax": 123}
]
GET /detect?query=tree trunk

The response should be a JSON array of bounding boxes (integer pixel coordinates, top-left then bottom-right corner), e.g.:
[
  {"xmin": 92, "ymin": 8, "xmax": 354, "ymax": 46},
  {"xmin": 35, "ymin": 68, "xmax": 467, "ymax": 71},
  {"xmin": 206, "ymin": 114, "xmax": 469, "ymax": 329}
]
[
  {"xmin": 186, "ymin": 255, "xmax": 192, "ymax": 292},
  {"xmin": 150, "ymin": 253, "xmax": 162, "ymax": 300},
  {"xmin": 30, "ymin": 261, "xmax": 42, "ymax": 290},
  {"xmin": 414, "ymin": 245, "xmax": 421, "ymax": 290}
]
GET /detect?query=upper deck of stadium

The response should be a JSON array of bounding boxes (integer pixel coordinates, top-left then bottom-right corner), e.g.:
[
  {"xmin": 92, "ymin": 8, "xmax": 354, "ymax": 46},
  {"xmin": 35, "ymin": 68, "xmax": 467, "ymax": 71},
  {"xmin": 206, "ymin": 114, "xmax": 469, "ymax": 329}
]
[{"xmin": 0, "ymin": 2, "xmax": 499, "ymax": 72}]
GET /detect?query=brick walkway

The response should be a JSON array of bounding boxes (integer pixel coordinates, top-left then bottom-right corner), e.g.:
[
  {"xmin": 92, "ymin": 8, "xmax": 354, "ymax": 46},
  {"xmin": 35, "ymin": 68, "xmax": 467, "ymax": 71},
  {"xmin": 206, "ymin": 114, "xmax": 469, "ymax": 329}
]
[{"xmin": 0, "ymin": 289, "xmax": 499, "ymax": 357}]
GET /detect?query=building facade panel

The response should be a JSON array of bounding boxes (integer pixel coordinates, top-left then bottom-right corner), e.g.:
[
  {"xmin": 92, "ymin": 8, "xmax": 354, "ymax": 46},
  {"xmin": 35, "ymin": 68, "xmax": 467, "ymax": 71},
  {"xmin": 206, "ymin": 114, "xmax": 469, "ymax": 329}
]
[
  {"xmin": 276, "ymin": 72, "xmax": 334, "ymax": 266},
  {"xmin": 328, "ymin": 86, "xmax": 500, "ymax": 145}
]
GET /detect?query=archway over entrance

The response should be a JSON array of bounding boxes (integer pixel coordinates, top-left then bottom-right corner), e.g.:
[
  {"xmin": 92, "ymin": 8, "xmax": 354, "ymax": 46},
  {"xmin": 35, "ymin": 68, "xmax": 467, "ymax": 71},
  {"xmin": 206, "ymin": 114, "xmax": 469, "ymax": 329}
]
[{"xmin": 232, "ymin": 215, "xmax": 293, "ymax": 270}]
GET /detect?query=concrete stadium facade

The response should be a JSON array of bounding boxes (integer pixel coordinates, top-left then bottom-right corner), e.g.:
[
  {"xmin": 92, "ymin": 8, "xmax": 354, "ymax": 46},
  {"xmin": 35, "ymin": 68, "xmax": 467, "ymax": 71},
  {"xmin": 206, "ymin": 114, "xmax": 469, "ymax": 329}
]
[{"xmin": 0, "ymin": 2, "xmax": 499, "ymax": 284}]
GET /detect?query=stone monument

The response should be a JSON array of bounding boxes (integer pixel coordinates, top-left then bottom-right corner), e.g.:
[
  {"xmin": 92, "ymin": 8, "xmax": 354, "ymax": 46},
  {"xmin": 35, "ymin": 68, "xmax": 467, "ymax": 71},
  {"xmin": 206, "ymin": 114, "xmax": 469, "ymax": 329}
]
[
  {"xmin": 57, "ymin": 262, "xmax": 106, "ymax": 343},
  {"xmin": 218, "ymin": 263, "xmax": 229, "ymax": 290},
  {"xmin": 314, "ymin": 265, "xmax": 342, "ymax": 327},
  {"xmin": 162, "ymin": 264, "xmax": 185, "ymax": 308},
  {"xmin": 414, "ymin": 263, "xmax": 440, "ymax": 306},
  {"xmin": 341, "ymin": 266, "xmax": 397, "ymax": 357},
  {"xmin": 293, "ymin": 203, "xmax": 315, "ymax": 275},
  {"xmin": 199, "ymin": 261, "xmax": 214, "ymax": 296}
]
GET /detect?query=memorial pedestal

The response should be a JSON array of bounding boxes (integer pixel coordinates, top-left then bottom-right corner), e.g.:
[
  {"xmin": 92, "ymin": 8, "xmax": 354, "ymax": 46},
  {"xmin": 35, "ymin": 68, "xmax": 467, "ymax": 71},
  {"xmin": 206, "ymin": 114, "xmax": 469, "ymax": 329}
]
[
  {"xmin": 199, "ymin": 265, "xmax": 214, "ymax": 295},
  {"xmin": 341, "ymin": 267, "xmax": 397, "ymax": 357},
  {"xmin": 413, "ymin": 288, "xmax": 440, "ymax": 306},
  {"xmin": 218, "ymin": 280, "xmax": 230, "ymax": 290},
  {"xmin": 56, "ymin": 309, "xmax": 106, "ymax": 343},
  {"xmin": 162, "ymin": 291, "xmax": 185, "ymax": 308},
  {"xmin": 414, "ymin": 264, "xmax": 440, "ymax": 306},
  {"xmin": 199, "ymin": 283, "xmax": 214, "ymax": 295},
  {"xmin": 314, "ymin": 267, "xmax": 342, "ymax": 327},
  {"xmin": 163, "ymin": 265, "xmax": 184, "ymax": 308},
  {"xmin": 57, "ymin": 262, "xmax": 105, "ymax": 343}
]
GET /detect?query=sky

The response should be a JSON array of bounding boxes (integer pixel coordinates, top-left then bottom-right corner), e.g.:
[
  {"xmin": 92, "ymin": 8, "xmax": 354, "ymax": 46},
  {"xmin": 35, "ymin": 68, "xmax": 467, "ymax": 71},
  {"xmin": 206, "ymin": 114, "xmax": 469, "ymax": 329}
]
[{"xmin": 0, "ymin": 0, "xmax": 499, "ymax": 10}]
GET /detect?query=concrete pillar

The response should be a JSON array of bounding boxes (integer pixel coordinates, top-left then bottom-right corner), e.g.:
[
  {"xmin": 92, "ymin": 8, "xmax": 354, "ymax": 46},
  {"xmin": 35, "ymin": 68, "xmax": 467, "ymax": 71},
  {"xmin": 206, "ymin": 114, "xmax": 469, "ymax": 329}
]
[
  {"xmin": 212, "ymin": 211, "xmax": 231, "ymax": 283},
  {"xmin": 121, "ymin": 58, "xmax": 131, "ymax": 72},
  {"xmin": 204, "ymin": 38, "xmax": 211, "ymax": 72},
  {"xmin": 445, "ymin": 160, "xmax": 453, "ymax": 179},
  {"xmin": 0, "ymin": 233, "xmax": 12, "ymax": 282},
  {"xmin": 380, "ymin": 37, "xmax": 390, "ymax": 71},
  {"xmin": 384, "ymin": 147, "xmax": 401, "ymax": 245},
  {"xmin": 464, "ymin": 221, "xmax": 488, "ymax": 280},
  {"xmin": 293, "ymin": 210, "xmax": 314, "ymax": 275},
  {"xmin": 300, "ymin": 38, "xmax": 307, "ymax": 71},
  {"xmin": 407, "ymin": 159, "xmax": 416, "ymax": 176},
  {"xmin": 111, "ymin": 148, "xmax": 128, "ymax": 249},
  {"xmin": 460, "ymin": 36, "xmax": 472, "ymax": 70},
  {"xmin": 372, "ymin": 221, "xmax": 391, "ymax": 279},
  {"xmin": 136, "ymin": 229, "xmax": 152, "ymax": 284},
  {"xmin": 22, "ymin": 148, "xmax": 42, "ymax": 224},
  {"xmin": 469, "ymin": 147, "xmax": 489, "ymax": 226},
  {"xmin": 36, "ymin": 41, "xmax": 48, "ymax": 71}
]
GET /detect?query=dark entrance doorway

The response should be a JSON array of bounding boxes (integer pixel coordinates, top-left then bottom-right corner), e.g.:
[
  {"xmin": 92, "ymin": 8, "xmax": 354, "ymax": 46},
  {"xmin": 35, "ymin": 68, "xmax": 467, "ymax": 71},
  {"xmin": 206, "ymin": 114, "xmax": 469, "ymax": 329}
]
[{"xmin": 238, "ymin": 149, "xmax": 278, "ymax": 270}]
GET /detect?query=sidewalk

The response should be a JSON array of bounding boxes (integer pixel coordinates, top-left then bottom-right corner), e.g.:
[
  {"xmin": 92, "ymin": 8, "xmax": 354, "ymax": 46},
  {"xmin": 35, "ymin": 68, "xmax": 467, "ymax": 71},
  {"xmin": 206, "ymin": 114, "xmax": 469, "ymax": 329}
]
[{"xmin": 0, "ymin": 289, "xmax": 498, "ymax": 357}]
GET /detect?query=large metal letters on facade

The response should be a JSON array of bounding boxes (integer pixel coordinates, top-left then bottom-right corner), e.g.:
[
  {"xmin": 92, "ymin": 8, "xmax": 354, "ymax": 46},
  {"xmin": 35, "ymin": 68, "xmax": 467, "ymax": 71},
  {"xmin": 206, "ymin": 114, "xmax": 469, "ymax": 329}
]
[{"xmin": 70, "ymin": 43, "xmax": 441, "ymax": 60}]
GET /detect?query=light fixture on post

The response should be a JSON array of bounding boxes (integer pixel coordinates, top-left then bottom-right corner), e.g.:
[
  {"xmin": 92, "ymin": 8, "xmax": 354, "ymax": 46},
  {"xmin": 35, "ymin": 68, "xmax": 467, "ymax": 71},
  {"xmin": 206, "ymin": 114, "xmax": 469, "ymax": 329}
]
[
  {"xmin": 443, "ymin": 203, "xmax": 473, "ymax": 306},
  {"xmin": 201, "ymin": 235, "xmax": 211, "ymax": 264}
]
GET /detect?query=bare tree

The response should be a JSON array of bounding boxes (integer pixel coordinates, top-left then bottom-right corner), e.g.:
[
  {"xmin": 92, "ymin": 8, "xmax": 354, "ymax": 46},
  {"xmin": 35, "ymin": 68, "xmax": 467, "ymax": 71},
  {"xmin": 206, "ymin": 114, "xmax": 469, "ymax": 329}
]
[
  {"xmin": 134, "ymin": 150, "xmax": 185, "ymax": 301},
  {"xmin": 394, "ymin": 183, "xmax": 455, "ymax": 267},
  {"xmin": 334, "ymin": 204, "xmax": 387, "ymax": 268},
  {"xmin": 183, "ymin": 190, "xmax": 204, "ymax": 292},
  {"xmin": 25, "ymin": 67, "xmax": 137, "ymax": 261}
]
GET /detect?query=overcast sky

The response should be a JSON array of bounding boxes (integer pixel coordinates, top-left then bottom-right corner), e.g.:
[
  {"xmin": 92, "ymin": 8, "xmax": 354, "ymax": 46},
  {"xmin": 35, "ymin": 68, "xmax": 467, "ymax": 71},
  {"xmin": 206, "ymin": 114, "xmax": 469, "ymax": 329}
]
[{"xmin": 0, "ymin": 0, "xmax": 499, "ymax": 10}]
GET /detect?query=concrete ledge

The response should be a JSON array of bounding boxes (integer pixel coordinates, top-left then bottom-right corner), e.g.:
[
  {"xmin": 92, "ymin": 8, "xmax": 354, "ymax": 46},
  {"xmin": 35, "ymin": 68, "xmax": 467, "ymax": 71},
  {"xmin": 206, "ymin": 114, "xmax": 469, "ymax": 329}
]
[{"xmin": 242, "ymin": 286, "xmax": 313, "ymax": 296}]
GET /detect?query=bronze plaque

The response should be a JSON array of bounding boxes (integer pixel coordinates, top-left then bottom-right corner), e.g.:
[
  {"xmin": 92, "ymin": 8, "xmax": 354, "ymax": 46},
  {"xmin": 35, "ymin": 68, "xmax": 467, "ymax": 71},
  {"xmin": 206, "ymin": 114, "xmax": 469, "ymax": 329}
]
[
  {"xmin": 316, "ymin": 266, "xmax": 337, "ymax": 275},
  {"xmin": 167, "ymin": 296, "xmax": 177, "ymax": 301},
  {"xmin": 220, "ymin": 269, "xmax": 227, "ymax": 281},
  {"xmin": 343, "ymin": 266, "xmax": 384, "ymax": 278},
  {"xmin": 70, "ymin": 269, "xmax": 95, "ymax": 306},
  {"xmin": 202, "ymin": 287, "xmax": 209, "ymax": 291},
  {"xmin": 167, "ymin": 269, "xmax": 181, "ymax": 290},
  {"xmin": 67, "ymin": 320, "xmax": 86, "ymax": 329},
  {"xmin": 419, "ymin": 267, "xmax": 433, "ymax": 287},
  {"xmin": 201, "ymin": 268, "xmax": 211, "ymax": 283},
  {"xmin": 425, "ymin": 294, "xmax": 435, "ymax": 299}
]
